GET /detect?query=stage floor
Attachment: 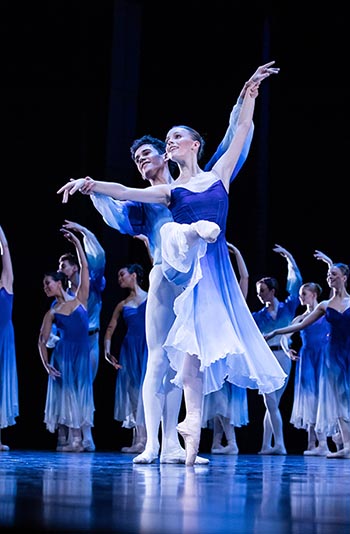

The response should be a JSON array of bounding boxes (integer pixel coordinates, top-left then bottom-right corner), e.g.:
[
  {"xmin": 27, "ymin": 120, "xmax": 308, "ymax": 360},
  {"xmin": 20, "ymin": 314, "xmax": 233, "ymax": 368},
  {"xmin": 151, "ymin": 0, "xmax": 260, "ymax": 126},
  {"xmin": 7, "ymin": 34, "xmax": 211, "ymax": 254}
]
[{"xmin": 0, "ymin": 450, "xmax": 349, "ymax": 533}]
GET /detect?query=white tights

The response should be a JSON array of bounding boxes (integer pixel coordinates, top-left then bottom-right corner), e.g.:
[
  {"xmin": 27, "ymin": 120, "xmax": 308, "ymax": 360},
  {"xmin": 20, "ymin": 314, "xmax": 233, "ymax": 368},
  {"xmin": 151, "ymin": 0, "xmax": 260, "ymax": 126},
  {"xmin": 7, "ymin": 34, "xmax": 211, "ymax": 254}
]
[
  {"xmin": 142, "ymin": 353, "xmax": 183, "ymax": 454},
  {"xmin": 260, "ymin": 349, "xmax": 291, "ymax": 452},
  {"xmin": 182, "ymin": 354, "xmax": 203, "ymax": 421},
  {"xmin": 138, "ymin": 265, "xmax": 184, "ymax": 458}
]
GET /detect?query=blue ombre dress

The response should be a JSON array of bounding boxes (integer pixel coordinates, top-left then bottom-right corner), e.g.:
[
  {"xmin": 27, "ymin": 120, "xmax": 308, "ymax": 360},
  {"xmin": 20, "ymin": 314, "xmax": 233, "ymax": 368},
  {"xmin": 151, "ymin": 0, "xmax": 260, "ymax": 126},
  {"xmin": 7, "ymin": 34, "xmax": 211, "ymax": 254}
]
[
  {"xmin": 44, "ymin": 305, "xmax": 95, "ymax": 433},
  {"xmin": 316, "ymin": 307, "xmax": 350, "ymax": 436},
  {"xmin": 160, "ymin": 173, "xmax": 287, "ymax": 395},
  {"xmin": 89, "ymin": 106, "xmax": 254, "ymax": 414},
  {"xmin": 0, "ymin": 287, "xmax": 19, "ymax": 429},
  {"xmin": 201, "ymin": 381, "xmax": 249, "ymax": 428},
  {"xmin": 114, "ymin": 300, "xmax": 148, "ymax": 428},
  {"xmin": 290, "ymin": 316, "xmax": 330, "ymax": 430}
]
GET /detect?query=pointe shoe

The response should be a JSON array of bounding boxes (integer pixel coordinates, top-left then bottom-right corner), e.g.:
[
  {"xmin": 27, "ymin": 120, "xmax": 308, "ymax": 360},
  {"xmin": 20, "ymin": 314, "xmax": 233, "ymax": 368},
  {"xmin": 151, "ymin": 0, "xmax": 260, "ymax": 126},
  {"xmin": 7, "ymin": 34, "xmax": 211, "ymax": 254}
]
[
  {"xmin": 176, "ymin": 420, "xmax": 201, "ymax": 466},
  {"xmin": 304, "ymin": 445, "xmax": 329, "ymax": 457},
  {"xmin": 133, "ymin": 448, "xmax": 159, "ymax": 464},
  {"xmin": 160, "ymin": 448, "xmax": 209, "ymax": 464},
  {"xmin": 326, "ymin": 447, "xmax": 350, "ymax": 459},
  {"xmin": 211, "ymin": 443, "xmax": 238, "ymax": 455},
  {"xmin": 121, "ymin": 442, "xmax": 145, "ymax": 454},
  {"xmin": 192, "ymin": 221, "xmax": 221, "ymax": 243},
  {"xmin": 0, "ymin": 444, "xmax": 10, "ymax": 451}
]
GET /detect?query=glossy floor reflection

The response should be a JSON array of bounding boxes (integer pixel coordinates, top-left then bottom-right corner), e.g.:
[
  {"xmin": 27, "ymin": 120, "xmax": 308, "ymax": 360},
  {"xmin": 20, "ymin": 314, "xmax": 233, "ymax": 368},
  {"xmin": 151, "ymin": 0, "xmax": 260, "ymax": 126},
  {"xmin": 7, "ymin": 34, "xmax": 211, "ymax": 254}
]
[{"xmin": 0, "ymin": 450, "xmax": 349, "ymax": 533}]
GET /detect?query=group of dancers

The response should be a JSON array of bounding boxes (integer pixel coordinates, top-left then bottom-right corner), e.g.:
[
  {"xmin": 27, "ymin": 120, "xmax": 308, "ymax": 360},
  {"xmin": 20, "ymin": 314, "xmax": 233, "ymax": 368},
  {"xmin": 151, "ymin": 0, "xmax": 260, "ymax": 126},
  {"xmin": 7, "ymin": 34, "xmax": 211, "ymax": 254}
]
[{"xmin": 1, "ymin": 60, "xmax": 349, "ymax": 464}]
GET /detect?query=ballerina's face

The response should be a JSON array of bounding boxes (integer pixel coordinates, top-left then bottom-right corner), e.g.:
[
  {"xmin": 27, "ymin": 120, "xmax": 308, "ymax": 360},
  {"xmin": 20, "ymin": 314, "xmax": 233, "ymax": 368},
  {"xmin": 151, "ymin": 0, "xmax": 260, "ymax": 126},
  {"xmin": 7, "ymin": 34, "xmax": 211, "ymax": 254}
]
[
  {"xmin": 117, "ymin": 268, "xmax": 136, "ymax": 289},
  {"xmin": 43, "ymin": 276, "xmax": 62, "ymax": 298},
  {"xmin": 298, "ymin": 287, "xmax": 316, "ymax": 307},
  {"xmin": 327, "ymin": 266, "xmax": 347, "ymax": 290},
  {"xmin": 165, "ymin": 127, "xmax": 199, "ymax": 161}
]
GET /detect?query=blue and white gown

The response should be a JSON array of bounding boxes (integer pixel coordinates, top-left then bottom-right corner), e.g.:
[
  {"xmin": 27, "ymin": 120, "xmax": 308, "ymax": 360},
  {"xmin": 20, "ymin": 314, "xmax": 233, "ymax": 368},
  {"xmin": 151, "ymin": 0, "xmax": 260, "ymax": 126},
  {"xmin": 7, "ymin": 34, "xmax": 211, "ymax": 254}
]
[
  {"xmin": 0, "ymin": 287, "xmax": 19, "ymax": 429},
  {"xmin": 316, "ymin": 307, "xmax": 350, "ymax": 436},
  {"xmin": 44, "ymin": 305, "xmax": 95, "ymax": 433},
  {"xmin": 114, "ymin": 300, "xmax": 148, "ymax": 428},
  {"xmin": 160, "ymin": 173, "xmax": 287, "ymax": 396}
]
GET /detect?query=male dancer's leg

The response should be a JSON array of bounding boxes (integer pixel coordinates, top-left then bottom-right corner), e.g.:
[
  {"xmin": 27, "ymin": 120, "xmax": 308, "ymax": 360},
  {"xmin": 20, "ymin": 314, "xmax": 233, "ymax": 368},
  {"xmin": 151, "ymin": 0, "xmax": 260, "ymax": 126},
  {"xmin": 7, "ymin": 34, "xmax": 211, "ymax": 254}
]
[
  {"xmin": 133, "ymin": 266, "xmax": 183, "ymax": 464},
  {"xmin": 259, "ymin": 349, "xmax": 291, "ymax": 455}
]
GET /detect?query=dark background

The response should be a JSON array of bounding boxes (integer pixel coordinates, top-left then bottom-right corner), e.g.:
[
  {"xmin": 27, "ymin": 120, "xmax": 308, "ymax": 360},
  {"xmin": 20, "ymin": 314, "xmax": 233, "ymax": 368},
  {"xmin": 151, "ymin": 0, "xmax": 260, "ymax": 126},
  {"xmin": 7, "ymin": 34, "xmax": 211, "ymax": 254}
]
[{"xmin": 1, "ymin": 0, "xmax": 348, "ymax": 453}]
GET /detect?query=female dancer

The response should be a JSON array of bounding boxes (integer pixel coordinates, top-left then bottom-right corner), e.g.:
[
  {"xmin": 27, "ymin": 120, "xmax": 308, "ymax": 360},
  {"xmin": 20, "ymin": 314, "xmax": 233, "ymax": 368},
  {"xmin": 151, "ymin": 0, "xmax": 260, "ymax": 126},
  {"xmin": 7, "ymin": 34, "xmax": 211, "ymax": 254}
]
[
  {"xmin": 38, "ymin": 228, "xmax": 95, "ymax": 452},
  {"xmin": 280, "ymin": 282, "xmax": 331, "ymax": 455},
  {"xmin": 265, "ymin": 262, "xmax": 350, "ymax": 459},
  {"xmin": 57, "ymin": 63, "xmax": 287, "ymax": 465},
  {"xmin": 104, "ymin": 263, "xmax": 148, "ymax": 453},
  {"xmin": 0, "ymin": 225, "xmax": 19, "ymax": 450}
]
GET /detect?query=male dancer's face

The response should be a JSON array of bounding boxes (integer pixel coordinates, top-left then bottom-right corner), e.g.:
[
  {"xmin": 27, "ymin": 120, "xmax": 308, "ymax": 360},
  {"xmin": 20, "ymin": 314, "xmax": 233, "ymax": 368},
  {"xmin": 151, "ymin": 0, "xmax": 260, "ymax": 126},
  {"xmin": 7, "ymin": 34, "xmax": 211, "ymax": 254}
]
[{"xmin": 133, "ymin": 144, "xmax": 166, "ymax": 183}]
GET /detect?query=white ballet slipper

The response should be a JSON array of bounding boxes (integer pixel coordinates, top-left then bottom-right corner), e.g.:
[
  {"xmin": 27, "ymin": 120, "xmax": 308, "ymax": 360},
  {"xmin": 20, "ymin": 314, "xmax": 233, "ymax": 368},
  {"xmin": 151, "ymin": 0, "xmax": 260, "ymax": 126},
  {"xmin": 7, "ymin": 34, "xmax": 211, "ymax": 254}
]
[
  {"xmin": 211, "ymin": 443, "xmax": 238, "ymax": 455},
  {"xmin": 304, "ymin": 445, "xmax": 329, "ymax": 457},
  {"xmin": 83, "ymin": 439, "xmax": 96, "ymax": 452},
  {"xmin": 60, "ymin": 439, "xmax": 84, "ymax": 453},
  {"xmin": 259, "ymin": 445, "xmax": 286, "ymax": 455},
  {"xmin": 326, "ymin": 447, "xmax": 350, "ymax": 459},
  {"xmin": 121, "ymin": 442, "xmax": 145, "ymax": 454},
  {"xmin": 133, "ymin": 448, "xmax": 159, "ymax": 464},
  {"xmin": 160, "ymin": 448, "xmax": 209, "ymax": 464}
]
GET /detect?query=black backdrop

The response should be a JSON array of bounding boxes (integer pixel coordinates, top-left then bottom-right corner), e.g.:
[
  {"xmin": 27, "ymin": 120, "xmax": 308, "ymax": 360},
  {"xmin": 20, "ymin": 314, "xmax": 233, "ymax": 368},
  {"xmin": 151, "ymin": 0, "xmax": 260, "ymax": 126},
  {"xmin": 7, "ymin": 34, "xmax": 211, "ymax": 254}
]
[{"xmin": 1, "ymin": 0, "xmax": 348, "ymax": 452}]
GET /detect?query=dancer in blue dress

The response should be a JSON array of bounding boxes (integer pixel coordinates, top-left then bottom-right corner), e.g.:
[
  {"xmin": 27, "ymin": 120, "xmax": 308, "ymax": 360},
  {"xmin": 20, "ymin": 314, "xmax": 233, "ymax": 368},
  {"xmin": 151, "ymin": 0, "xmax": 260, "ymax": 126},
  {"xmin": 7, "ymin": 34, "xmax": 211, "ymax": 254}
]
[
  {"xmin": 280, "ymin": 282, "xmax": 331, "ymax": 455},
  {"xmin": 58, "ymin": 63, "xmax": 286, "ymax": 465},
  {"xmin": 266, "ymin": 262, "xmax": 350, "ymax": 459},
  {"xmin": 38, "ymin": 229, "xmax": 95, "ymax": 452},
  {"xmin": 104, "ymin": 264, "xmax": 148, "ymax": 453},
  {"xmin": 0, "ymin": 225, "xmax": 19, "ymax": 451},
  {"xmin": 58, "ymin": 220, "xmax": 106, "ymax": 452}
]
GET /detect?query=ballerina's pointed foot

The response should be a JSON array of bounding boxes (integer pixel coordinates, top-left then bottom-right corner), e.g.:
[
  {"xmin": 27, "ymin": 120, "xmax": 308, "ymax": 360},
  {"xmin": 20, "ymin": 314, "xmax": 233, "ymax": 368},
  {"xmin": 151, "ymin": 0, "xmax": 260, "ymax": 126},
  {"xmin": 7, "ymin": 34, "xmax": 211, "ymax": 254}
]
[
  {"xmin": 192, "ymin": 221, "xmax": 221, "ymax": 243},
  {"xmin": 133, "ymin": 448, "xmax": 159, "ymax": 464},
  {"xmin": 0, "ymin": 444, "xmax": 10, "ymax": 451},
  {"xmin": 177, "ymin": 419, "xmax": 201, "ymax": 467}
]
